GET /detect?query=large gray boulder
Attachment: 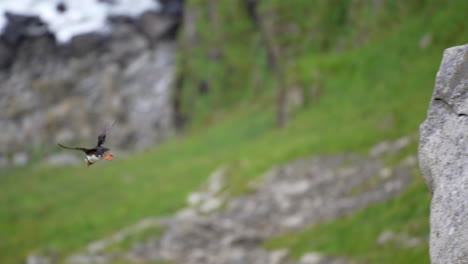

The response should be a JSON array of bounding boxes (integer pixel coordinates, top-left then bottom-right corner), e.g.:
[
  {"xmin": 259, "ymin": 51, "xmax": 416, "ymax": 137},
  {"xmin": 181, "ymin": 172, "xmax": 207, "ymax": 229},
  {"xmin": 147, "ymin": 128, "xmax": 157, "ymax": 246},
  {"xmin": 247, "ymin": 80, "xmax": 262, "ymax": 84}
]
[{"xmin": 419, "ymin": 44, "xmax": 468, "ymax": 264}]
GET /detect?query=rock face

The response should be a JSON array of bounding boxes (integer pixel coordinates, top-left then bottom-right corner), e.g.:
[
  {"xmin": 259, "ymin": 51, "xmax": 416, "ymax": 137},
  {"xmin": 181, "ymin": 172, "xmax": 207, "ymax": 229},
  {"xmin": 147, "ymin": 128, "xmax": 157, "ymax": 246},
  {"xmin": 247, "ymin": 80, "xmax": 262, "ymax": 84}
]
[
  {"xmin": 0, "ymin": 5, "xmax": 182, "ymax": 164},
  {"xmin": 419, "ymin": 44, "xmax": 468, "ymax": 264}
]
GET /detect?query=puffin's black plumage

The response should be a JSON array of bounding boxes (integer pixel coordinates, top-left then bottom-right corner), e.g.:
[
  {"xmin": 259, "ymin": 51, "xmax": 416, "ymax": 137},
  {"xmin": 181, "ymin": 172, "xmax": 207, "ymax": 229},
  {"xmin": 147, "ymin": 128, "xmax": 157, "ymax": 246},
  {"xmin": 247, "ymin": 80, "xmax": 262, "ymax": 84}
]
[{"xmin": 58, "ymin": 121, "xmax": 115, "ymax": 166}]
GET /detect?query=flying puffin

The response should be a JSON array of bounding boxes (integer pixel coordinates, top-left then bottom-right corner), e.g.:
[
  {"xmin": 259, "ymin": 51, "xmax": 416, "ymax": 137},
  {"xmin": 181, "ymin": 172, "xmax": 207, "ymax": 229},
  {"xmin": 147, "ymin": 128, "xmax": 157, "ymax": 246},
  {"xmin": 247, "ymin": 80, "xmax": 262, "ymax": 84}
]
[{"xmin": 58, "ymin": 121, "xmax": 115, "ymax": 167}]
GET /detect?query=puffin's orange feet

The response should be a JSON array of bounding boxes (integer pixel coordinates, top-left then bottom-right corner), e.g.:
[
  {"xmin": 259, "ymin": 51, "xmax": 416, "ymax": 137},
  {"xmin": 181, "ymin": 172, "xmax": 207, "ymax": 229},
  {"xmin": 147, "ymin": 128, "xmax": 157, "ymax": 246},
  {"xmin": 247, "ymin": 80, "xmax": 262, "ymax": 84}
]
[
  {"xmin": 104, "ymin": 157, "xmax": 112, "ymax": 161},
  {"xmin": 109, "ymin": 154, "xmax": 115, "ymax": 157}
]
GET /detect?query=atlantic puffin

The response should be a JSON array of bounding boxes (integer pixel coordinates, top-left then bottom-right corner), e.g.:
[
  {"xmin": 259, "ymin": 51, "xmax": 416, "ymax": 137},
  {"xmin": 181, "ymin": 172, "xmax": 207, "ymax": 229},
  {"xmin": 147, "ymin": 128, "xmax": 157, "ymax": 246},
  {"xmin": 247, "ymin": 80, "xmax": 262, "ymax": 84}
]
[{"xmin": 58, "ymin": 121, "xmax": 115, "ymax": 166}]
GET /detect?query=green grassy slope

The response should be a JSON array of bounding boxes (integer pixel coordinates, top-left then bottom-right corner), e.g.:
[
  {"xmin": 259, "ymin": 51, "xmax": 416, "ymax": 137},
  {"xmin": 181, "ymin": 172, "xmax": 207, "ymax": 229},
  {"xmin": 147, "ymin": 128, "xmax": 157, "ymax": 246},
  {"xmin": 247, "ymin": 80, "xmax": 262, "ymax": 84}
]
[
  {"xmin": 1, "ymin": 0, "xmax": 467, "ymax": 263},
  {"xmin": 177, "ymin": 0, "xmax": 467, "ymax": 120}
]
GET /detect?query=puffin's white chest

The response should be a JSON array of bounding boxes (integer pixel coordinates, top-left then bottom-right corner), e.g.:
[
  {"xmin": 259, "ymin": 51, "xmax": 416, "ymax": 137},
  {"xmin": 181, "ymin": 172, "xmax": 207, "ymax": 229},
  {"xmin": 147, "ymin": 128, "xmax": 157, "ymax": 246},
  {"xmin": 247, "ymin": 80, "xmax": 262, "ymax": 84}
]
[{"xmin": 86, "ymin": 154, "xmax": 101, "ymax": 163}]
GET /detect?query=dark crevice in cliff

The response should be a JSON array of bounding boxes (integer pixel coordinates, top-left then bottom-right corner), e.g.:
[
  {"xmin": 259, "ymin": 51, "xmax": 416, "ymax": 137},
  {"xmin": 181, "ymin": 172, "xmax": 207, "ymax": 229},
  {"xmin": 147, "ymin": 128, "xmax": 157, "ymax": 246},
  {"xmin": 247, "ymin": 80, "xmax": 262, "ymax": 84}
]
[
  {"xmin": 244, "ymin": 0, "xmax": 259, "ymax": 27},
  {"xmin": 434, "ymin": 98, "xmax": 468, "ymax": 117}
]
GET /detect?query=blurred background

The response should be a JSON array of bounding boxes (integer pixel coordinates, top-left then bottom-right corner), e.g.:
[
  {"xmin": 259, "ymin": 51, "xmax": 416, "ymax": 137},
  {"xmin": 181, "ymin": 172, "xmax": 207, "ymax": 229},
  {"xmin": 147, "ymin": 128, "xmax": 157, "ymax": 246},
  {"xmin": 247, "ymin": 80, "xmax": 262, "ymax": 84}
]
[{"xmin": 0, "ymin": 0, "xmax": 467, "ymax": 263}]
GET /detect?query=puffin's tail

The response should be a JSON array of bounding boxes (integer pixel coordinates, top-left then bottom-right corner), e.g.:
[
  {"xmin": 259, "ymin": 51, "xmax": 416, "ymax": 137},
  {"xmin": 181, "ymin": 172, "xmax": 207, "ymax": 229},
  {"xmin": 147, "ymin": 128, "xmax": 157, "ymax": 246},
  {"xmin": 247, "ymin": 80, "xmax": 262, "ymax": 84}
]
[{"xmin": 58, "ymin": 143, "xmax": 74, "ymax": 149}]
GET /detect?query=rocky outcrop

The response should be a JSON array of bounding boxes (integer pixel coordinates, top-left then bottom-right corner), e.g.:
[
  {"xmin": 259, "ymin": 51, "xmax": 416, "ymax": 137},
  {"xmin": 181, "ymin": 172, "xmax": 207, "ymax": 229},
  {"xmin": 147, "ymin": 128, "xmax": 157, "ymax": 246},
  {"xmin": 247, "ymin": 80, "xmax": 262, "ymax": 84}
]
[
  {"xmin": 151, "ymin": 154, "xmax": 412, "ymax": 264},
  {"xmin": 0, "ymin": 3, "xmax": 183, "ymax": 166},
  {"xmin": 419, "ymin": 44, "xmax": 468, "ymax": 264}
]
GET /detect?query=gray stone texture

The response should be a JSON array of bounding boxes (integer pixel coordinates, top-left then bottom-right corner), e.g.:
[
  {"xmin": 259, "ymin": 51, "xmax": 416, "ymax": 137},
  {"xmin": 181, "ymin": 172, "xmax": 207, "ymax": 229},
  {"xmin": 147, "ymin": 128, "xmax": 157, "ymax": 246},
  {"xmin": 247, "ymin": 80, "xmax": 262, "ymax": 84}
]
[
  {"xmin": 419, "ymin": 44, "xmax": 468, "ymax": 264},
  {"xmin": 0, "ymin": 11, "xmax": 180, "ymax": 164}
]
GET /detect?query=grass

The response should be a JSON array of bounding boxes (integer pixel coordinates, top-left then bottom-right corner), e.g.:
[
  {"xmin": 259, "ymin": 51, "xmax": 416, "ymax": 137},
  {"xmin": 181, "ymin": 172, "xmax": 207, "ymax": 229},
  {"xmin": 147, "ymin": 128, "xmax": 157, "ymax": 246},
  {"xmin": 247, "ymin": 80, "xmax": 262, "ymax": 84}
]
[
  {"xmin": 1, "ymin": 1, "xmax": 467, "ymax": 263},
  {"xmin": 1, "ymin": 73, "xmax": 431, "ymax": 264}
]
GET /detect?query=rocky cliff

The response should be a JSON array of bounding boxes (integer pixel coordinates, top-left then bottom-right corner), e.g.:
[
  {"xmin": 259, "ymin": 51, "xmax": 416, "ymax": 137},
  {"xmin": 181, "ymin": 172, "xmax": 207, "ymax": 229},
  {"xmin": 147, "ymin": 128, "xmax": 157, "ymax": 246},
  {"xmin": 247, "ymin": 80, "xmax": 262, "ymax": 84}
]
[
  {"xmin": 419, "ymin": 43, "xmax": 468, "ymax": 264},
  {"xmin": 0, "ymin": 0, "xmax": 183, "ymax": 166}
]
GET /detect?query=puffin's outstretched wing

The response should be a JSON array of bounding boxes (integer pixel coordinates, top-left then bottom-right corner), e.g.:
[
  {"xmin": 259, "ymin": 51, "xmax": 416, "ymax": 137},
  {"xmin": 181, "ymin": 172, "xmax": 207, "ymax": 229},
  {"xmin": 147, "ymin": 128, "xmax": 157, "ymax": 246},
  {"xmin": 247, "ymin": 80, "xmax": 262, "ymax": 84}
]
[
  {"xmin": 97, "ymin": 120, "xmax": 115, "ymax": 147},
  {"xmin": 58, "ymin": 143, "xmax": 90, "ymax": 153}
]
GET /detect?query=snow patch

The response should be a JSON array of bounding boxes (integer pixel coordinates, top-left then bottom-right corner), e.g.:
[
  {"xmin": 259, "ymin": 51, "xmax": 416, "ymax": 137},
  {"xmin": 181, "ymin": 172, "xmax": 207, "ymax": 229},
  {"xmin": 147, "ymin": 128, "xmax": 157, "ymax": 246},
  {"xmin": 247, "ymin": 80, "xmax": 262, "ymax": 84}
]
[{"xmin": 0, "ymin": 0, "xmax": 160, "ymax": 43}]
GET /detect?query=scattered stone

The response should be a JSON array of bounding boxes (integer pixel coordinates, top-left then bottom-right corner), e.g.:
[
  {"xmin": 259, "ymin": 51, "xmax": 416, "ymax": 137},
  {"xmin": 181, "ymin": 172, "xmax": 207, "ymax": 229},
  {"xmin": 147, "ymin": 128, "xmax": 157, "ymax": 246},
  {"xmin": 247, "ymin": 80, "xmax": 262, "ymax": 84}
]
[
  {"xmin": 207, "ymin": 166, "xmax": 227, "ymax": 194},
  {"xmin": 402, "ymin": 155, "xmax": 417, "ymax": 167},
  {"xmin": 405, "ymin": 237, "xmax": 424, "ymax": 248},
  {"xmin": 419, "ymin": 32, "xmax": 432, "ymax": 50},
  {"xmin": 369, "ymin": 141, "xmax": 391, "ymax": 157},
  {"xmin": 26, "ymin": 255, "xmax": 53, "ymax": 264},
  {"xmin": 13, "ymin": 152, "xmax": 28, "ymax": 166},
  {"xmin": 186, "ymin": 166, "xmax": 228, "ymax": 213},
  {"xmin": 394, "ymin": 136, "xmax": 411, "ymax": 151},
  {"xmin": 300, "ymin": 252, "xmax": 326, "ymax": 264},
  {"xmin": 175, "ymin": 208, "xmax": 199, "ymax": 220},
  {"xmin": 26, "ymin": 249, "xmax": 58, "ymax": 264},
  {"xmin": 64, "ymin": 217, "xmax": 165, "ymax": 264},
  {"xmin": 270, "ymin": 249, "xmax": 290, "ymax": 264},
  {"xmin": 66, "ymin": 254, "xmax": 111, "ymax": 264},
  {"xmin": 199, "ymin": 197, "xmax": 222, "ymax": 213},
  {"xmin": 299, "ymin": 252, "xmax": 350, "ymax": 264},
  {"xmin": 378, "ymin": 167, "xmax": 392, "ymax": 179},
  {"xmin": 377, "ymin": 230, "xmax": 424, "ymax": 248},
  {"xmin": 369, "ymin": 135, "xmax": 413, "ymax": 158},
  {"xmin": 187, "ymin": 192, "xmax": 206, "ymax": 206},
  {"xmin": 86, "ymin": 217, "xmax": 163, "ymax": 254},
  {"xmin": 377, "ymin": 230, "xmax": 397, "ymax": 245}
]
